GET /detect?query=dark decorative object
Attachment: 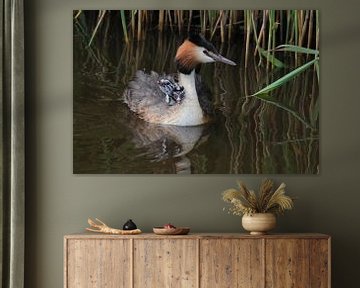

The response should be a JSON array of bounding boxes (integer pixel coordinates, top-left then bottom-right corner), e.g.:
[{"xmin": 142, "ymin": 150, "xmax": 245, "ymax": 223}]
[
  {"xmin": 86, "ymin": 218, "xmax": 141, "ymax": 235},
  {"xmin": 123, "ymin": 219, "xmax": 137, "ymax": 230}
]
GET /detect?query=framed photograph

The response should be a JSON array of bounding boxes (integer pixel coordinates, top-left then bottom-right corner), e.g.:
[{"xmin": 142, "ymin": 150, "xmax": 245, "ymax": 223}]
[{"xmin": 73, "ymin": 10, "xmax": 319, "ymax": 174}]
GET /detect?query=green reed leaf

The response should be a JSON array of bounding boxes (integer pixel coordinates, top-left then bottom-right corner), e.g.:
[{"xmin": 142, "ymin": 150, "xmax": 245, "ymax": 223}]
[
  {"xmin": 120, "ymin": 10, "xmax": 129, "ymax": 44},
  {"xmin": 275, "ymin": 44, "xmax": 319, "ymax": 55},
  {"xmin": 88, "ymin": 10, "xmax": 106, "ymax": 47},
  {"xmin": 259, "ymin": 48, "xmax": 285, "ymax": 68},
  {"xmin": 251, "ymin": 57, "xmax": 319, "ymax": 97}
]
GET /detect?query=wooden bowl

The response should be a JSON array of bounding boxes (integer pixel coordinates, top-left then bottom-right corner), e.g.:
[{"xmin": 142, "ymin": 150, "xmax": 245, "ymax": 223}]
[{"xmin": 153, "ymin": 227, "xmax": 190, "ymax": 235}]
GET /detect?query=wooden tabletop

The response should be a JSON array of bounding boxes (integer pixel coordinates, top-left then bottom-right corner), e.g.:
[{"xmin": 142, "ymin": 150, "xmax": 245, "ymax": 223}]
[{"xmin": 65, "ymin": 232, "xmax": 330, "ymax": 240}]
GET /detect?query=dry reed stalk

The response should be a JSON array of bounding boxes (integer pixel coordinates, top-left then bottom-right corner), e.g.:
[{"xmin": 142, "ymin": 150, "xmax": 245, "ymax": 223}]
[
  {"xmin": 88, "ymin": 10, "xmax": 106, "ymax": 47},
  {"xmin": 187, "ymin": 10, "xmax": 193, "ymax": 32},
  {"xmin": 315, "ymin": 10, "xmax": 320, "ymax": 75},
  {"xmin": 316, "ymin": 10, "xmax": 319, "ymax": 51},
  {"xmin": 179, "ymin": 10, "xmax": 184, "ymax": 32},
  {"xmin": 279, "ymin": 10, "xmax": 283, "ymax": 43},
  {"xmin": 159, "ymin": 10, "xmax": 164, "ymax": 32},
  {"xmin": 175, "ymin": 10, "xmax": 180, "ymax": 31},
  {"xmin": 130, "ymin": 11, "xmax": 135, "ymax": 37},
  {"xmin": 288, "ymin": 11, "xmax": 294, "ymax": 44},
  {"xmin": 210, "ymin": 11, "xmax": 223, "ymax": 40},
  {"xmin": 306, "ymin": 10, "xmax": 314, "ymax": 60},
  {"xmin": 167, "ymin": 10, "xmax": 173, "ymax": 32},
  {"xmin": 220, "ymin": 10, "xmax": 228, "ymax": 43},
  {"xmin": 74, "ymin": 10, "xmax": 82, "ymax": 19},
  {"xmin": 202, "ymin": 10, "xmax": 207, "ymax": 34},
  {"xmin": 137, "ymin": 10, "xmax": 142, "ymax": 40},
  {"xmin": 245, "ymin": 10, "xmax": 251, "ymax": 68},
  {"xmin": 266, "ymin": 10, "xmax": 273, "ymax": 70},
  {"xmin": 228, "ymin": 10, "xmax": 233, "ymax": 42},
  {"xmin": 103, "ymin": 14, "xmax": 111, "ymax": 45},
  {"xmin": 299, "ymin": 10, "xmax": 310, "ymax": 48},
  {"xmin": 298, "ymin": 10, "xmax": 304, "ymax": 38},
  {"xmin": 294, "ymin": 10, "xmax": 299, "ymax": 62},
  {"xmin": 257, "ymin": 10, "xmax": 268, "ymax": 55},
  {"xmin": 250, "ymin": 12, "xmax": 262, "ymax": 65}
]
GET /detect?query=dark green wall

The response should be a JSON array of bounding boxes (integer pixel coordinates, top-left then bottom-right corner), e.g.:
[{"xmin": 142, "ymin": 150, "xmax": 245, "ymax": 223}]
[{"xmin": 25, "ymin": 0, "xmax": 360, "ymax": 287}]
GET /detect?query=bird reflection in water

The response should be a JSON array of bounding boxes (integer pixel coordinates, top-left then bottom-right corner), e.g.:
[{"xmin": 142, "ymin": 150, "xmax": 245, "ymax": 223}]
[{"xmin": 127, "ymin": 119, "xmax": 209, "ymax": 174}]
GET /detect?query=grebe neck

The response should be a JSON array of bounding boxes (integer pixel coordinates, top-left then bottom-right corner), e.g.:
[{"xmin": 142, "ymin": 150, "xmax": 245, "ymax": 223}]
[
  {"xmin": 164, "ymin": 69, "xmax": 205, "ymax": 126},
  {"xmin": 178, "ymin": 70, "xmax": 198, "ymax": 100}
]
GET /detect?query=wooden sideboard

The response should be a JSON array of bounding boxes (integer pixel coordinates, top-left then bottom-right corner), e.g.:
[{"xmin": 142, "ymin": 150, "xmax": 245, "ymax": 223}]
[{"xmin": 64, "ymin": 233, "xmax": 330, "ymax": 288}]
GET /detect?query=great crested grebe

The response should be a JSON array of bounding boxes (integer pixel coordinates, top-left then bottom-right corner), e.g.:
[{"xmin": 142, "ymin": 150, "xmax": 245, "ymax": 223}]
[{"xmin": 124, "ymin": 33, "xmax": 236, "ymax": 126}]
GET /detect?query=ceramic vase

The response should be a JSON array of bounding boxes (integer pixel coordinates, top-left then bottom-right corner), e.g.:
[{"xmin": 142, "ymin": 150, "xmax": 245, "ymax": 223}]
[{"xmin": 242, "ymin": 213, "xmax": 276, "ymax": 235}]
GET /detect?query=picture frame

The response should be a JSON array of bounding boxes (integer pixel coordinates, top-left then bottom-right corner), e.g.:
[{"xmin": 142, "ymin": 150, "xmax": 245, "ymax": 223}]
[{"xmin": 73, "ymin": 10, "xmax": 320, "ymax": 174}]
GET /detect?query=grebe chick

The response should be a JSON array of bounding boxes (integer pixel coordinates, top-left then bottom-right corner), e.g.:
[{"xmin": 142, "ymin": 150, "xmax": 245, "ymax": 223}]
[{"xmin": 124, "ymin": 33, "xmax": 236, "ymax": 126}]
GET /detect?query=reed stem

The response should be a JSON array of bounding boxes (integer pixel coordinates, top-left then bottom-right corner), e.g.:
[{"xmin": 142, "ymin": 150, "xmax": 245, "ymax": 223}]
[{"xmin": 79, "ymin": 10, "xmax": 319, "ymax": 69}]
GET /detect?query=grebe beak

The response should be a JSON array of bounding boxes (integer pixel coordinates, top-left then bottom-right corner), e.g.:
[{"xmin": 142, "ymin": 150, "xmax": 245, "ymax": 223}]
[{"xmin": 208, "ymin": 51, "xmax": 236, "ymax": 66}]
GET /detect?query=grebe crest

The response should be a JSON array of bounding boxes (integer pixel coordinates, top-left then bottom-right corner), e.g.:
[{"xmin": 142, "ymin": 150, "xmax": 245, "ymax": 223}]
[{"xmin": 124, "ymin": 33, "xmax": 236, "ymax": 126}]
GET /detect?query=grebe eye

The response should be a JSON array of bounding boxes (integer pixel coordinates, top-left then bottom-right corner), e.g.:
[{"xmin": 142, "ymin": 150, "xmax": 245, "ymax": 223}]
[{"xmin": 203, "ymin": 50, "xmax": 210, "ymax": 56}]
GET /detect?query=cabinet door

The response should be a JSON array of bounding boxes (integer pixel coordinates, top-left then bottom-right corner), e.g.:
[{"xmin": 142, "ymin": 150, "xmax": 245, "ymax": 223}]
[
  {"xmin": 66, "ymin": 239, "xmax": 131, "ymax": 288},
  {"xmin": 309, "ymin": 239, "xmax": 330, "ymax": 288},
  {"xmin": 200, "ymin": 239, "xmax": 264, "ymax": 288},
  {"xmin": 134, "ymin": 239, "xmax": 198, "ymax": 288},
  {"xmin": 266, "ymin": 239, "xmax": 309, "ymax": 287},
  {"xmin": 265, "ymin": 239, "xmax": 329, "ymax": 288}
]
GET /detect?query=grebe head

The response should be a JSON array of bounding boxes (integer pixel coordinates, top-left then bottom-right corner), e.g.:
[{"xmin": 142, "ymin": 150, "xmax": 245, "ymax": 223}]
[{"xmin": 175, "ymin": 32, "xmax": 236, "ymax": 74}]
